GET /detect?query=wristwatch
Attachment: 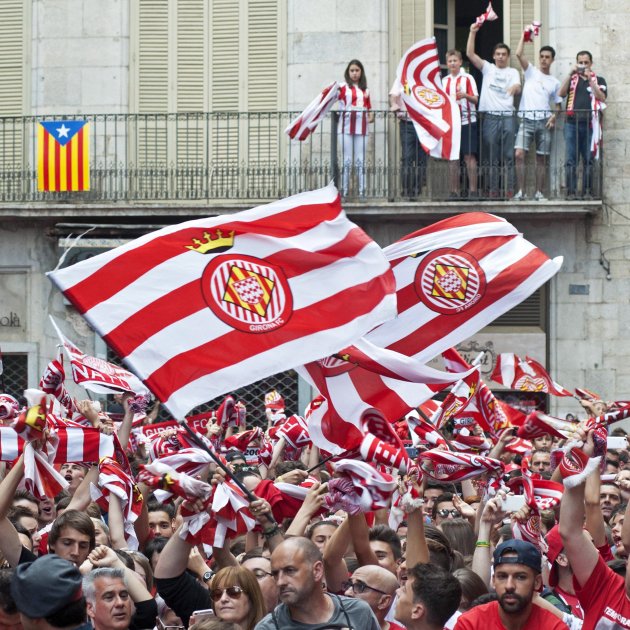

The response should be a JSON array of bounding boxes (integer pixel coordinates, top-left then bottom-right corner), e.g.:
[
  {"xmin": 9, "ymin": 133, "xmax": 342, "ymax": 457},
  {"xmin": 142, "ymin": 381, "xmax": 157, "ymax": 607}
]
[{"xmin": 202, "ymin": 570, "xmax": 214, "ymax": 583}]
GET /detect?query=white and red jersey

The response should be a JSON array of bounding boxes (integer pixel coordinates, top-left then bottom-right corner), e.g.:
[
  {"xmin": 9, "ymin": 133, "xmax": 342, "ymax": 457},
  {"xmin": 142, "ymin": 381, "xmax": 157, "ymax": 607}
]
[
  {"xmin": 443, "ymin": 70, "xmax": 478, "ymax": 125},
  {"xmin": 337, "ymin": 82, "xmax": 372, "ymax": 136}
]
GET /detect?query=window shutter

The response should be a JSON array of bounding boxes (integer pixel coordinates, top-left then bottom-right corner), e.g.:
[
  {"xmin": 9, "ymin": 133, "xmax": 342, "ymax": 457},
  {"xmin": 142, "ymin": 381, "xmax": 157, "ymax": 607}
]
[
  {"xmin": 507, "ymin": 0, "xmax": 535, "ymax": 52},
  {"xmin": 400, "ymin": 0, "xmax": 427, "ymax": 52},
  {"xmin": 0, "ymin": 0, "xmax": 24, "ymax": 116}
]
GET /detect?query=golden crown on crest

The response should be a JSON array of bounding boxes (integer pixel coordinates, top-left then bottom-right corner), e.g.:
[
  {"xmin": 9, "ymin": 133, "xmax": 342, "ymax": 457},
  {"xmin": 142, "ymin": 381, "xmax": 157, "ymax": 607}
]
[{"xmin": 186, "ymin": 228, "xmax": 235, "ymax": 254}]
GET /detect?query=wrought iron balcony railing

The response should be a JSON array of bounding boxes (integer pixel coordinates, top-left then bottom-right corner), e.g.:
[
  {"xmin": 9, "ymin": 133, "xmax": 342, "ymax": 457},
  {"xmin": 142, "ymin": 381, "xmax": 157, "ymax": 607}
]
[{"xmin": 0, "ymin": 110, "xmax": 602, "ymax": 204}]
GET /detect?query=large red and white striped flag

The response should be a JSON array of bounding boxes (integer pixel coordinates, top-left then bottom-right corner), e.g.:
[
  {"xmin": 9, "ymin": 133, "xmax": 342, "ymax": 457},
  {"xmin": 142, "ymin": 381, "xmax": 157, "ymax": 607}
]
[
  {"xmin": 50, "ymin": 316, "xmax": 146, "ymax": 395},
  {"xmin": 299, "ymin": 337, "xmax": 470, "ymax": 456},
  {"xmin": 361, "ymin": 213, "xmax": 562, "ymax": 365},
  {"xmin": 48, "ymin": 186, "xmax": 396, "ymax": 419},
  {"xmin": 285, "ymin": 82, "xmax": 340, "ymax": 141},
  {"xmin": 397, "ymin": 37, "xmax": 461, "ymax": 160},
  {"xmin": 491, "ymin": 353, "xmax": 572, "ymax": 396}
]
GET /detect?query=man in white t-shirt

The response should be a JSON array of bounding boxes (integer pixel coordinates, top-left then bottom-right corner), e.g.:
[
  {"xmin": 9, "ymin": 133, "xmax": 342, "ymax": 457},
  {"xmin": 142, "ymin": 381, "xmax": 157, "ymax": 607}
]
[
  {"xmin": 513, "ymin": 32, "xmax": 562, "ymax": 201},
  {"xmin": 466, "ymin": 23, "xmax": 521, "ymax": 198}
]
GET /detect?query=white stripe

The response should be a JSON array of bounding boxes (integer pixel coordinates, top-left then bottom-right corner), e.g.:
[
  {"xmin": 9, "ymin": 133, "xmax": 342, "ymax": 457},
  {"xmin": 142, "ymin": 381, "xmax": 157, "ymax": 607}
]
[
  {"xmin": 64, "ymin": 429, "xmax": 86, "ymax": 462},
  {"xmin": 0, "ymin": 429, "xmax": 19, "ymax": 461},
  {"xmin": 48, "ymin": 185, "xmax": 341, "ymax": 291},
  {"xmin": 161, "ymin": 293, "xmax": 396, "ymax": 419},
  {"xmin": 500, "ymin": 354, "xmax": 517, "ymax": 388}
]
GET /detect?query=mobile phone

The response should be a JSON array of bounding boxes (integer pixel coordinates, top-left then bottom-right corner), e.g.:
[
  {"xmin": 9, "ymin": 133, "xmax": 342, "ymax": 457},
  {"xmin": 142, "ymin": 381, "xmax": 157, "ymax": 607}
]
[
  {"xmin": 190, "ymin": 609, "xmax": 215, "ymax": 623},
  {"xmin": 607, "ymin": 436, "xmax": 627, "ymax": 449},
  {"xmin": 502, "ymin": 494, "xmax": 526, "ymax": 512}
]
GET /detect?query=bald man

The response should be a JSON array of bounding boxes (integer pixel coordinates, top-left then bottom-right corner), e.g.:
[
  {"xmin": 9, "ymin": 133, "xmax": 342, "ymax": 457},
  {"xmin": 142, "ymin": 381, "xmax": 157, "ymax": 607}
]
[{"xmin": 344, "ymin": 564, "xmax": 402, "ymax": 630}]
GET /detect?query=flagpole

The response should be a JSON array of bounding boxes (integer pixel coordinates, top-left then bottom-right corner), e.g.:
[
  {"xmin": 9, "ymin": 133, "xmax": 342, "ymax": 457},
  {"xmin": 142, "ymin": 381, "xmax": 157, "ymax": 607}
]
[
  {"xmin": 306, "ymin": 453, "xmax": 335, "ymax": 474},
  {"xmin": 179, "ymin": 421, "xmax": 277, "ymax": 526}
]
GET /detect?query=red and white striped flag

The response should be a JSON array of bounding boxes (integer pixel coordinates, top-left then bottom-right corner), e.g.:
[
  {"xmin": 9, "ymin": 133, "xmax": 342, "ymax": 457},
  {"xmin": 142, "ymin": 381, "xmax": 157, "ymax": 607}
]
[
  {"xmin": 50, "ymin": 316, "xmax": 146, "ymax": 395},
  {"xmin": 362, "ymin": 213, "xmax": 562, "ymax": 365},
  {"xmin": 397, "ymin": 37, "xmax": 461, "ymax": 160},
  {"xmin": 48, "ymin": 186, "xmax": 396, "ymax": 419},
  {"xmin": 491, "ymin": 354, "xmax": 572, "ymax": 396},
  {"xmin": 299, "ymin": 338, "xmax": 470, "ymax": 457},
  {"xmin": 285, "ymin": 82, "xmax": 340, "ymax": 141}
]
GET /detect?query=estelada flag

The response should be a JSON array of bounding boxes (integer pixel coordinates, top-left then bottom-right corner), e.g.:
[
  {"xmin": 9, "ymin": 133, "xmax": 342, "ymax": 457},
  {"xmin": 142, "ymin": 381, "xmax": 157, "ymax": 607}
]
[
  {"xmin": 37, "ymin": 120, "xmax": 90, "ymax": 191},
  {"xmin": 48, "ymin": 185, "xmax": 396, "ymax": 419}
]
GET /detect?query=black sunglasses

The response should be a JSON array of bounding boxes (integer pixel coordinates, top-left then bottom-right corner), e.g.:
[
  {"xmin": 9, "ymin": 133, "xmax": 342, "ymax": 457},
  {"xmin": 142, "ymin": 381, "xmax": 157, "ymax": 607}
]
[
  {"xmin": 342, "ymin": 580, "xmax": 388, "ymax": 596},
  {"xmin": 437, "ymin": 508, "xmax": 460, "ymax": 518},
  {"xmin": 211, "ymin": 586, "xmax": 244, "ymax": 601}
]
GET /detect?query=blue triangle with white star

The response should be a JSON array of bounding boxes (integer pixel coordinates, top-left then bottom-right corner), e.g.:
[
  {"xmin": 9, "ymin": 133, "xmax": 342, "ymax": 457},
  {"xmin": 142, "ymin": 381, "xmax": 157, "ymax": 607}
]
[{"xmin": 40, "ymin": 120, "xmax": 87, "ymax": 146}]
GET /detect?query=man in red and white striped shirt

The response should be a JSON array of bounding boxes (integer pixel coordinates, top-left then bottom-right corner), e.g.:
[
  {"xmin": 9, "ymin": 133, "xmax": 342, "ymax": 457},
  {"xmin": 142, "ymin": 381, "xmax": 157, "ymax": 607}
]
[{"xmin": 443, "ymin": 49, "xmax": 479, "ymax": 198}]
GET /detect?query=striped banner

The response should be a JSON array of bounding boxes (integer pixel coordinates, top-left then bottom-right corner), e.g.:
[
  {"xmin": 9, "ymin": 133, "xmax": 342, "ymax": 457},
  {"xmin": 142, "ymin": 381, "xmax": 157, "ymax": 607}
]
[{"xmin": 37, "ymin": 120, "xmax": 90, "ymax": 191}]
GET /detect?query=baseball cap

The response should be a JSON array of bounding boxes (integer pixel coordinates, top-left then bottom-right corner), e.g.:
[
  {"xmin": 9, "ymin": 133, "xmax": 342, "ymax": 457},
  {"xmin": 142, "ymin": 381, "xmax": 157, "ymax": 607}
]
[
  {"xmin": 11, "ymin": 555, "xmax": 84, "ymax": 618},
  {"xmin": 545, "ymin": 525, "xmax": 563, "ymax": 587},
  {"xmin": 493, "ymin": 539, "xmax": 542, "ymax": 573}
]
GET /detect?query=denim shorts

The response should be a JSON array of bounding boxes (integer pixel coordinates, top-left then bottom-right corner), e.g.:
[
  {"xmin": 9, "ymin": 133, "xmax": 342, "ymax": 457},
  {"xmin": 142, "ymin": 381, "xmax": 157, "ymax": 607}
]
[{"xmin": 515, "ymin": 117, "xmax": 552, "ymax": 155}]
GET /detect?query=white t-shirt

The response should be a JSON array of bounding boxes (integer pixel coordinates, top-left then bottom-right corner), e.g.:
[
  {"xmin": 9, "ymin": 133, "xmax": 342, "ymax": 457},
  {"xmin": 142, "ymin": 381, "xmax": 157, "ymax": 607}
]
[
  {"xmin": 518, "ymin": 63, "xmax": 562, "ymax": 119},
  {"xmin": 478, "ymin": 62, "xmax": 520, "ymax": 114}
]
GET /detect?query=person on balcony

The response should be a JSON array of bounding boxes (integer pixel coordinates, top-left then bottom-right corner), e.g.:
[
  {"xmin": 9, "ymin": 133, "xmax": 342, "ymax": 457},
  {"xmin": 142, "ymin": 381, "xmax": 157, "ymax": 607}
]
[
  {"xmin": 558, "ymin": 51, "xmax": 607, "ymax": 200},
  {"xmin": 443, "ymin": 49, "xmax": 479, "ymax": 199},
  {"xmin": 467, "ymin": 23, "xmax": 521, "ymax": 199},
  {"xmin": 389, "ymin": 77, "xmax": 427, "ymax": 200},
  {"xmin": 338, "ymin": 60, "xmax": 373, "ymax": 197},
  {"xmin": 513, "ymin": 34, "xmax": 562, "ymax": 202}
]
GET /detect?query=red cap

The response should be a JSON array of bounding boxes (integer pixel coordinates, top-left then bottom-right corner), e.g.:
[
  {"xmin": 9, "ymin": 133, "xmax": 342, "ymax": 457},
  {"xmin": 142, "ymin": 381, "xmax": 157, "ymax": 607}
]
[{"xmin": 545, "ymin": 524, "xmax": 563, "ymax": 587}]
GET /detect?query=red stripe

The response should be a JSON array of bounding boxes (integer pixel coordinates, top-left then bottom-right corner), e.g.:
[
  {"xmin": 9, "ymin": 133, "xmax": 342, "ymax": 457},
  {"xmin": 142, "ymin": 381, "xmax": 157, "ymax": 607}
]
[
  {"xmin": 54, "ymin": 140, "xmax": 61, "ymax": 191},
  {"xmin": 43, "ymin": 131, "xmax": 50, "ymax": 190},
  {"xmin": 387, "ymin": 247, "xmax": 552, "ymax": 358},
  {"xmin": 66, "ymin": 134, "xmax": 73, "ymax": 190},
  {"xmin": 105, "ymin": 228, "xmax": 375, "ymax": 357},
  {"xmin": 63, "ymin": 197, "xmax": 344, "ymax": 314},
  {"xmin": 401, "ymin": 42, "xmax": 435, "ymax": 85},
  {"xmin": 77, "ymin": 128, "xmax": 84, "ymax": 190},
  {"xmin": 142, "ymin": 274, "xmax": 392, "ymax": 404}
]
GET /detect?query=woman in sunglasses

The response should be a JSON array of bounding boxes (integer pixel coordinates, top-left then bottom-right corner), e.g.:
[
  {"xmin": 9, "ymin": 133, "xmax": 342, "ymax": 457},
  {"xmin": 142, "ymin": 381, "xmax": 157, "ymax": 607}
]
[{"xmin": 210, "ymin": 566, "xmax": 266, "ymax": 630}]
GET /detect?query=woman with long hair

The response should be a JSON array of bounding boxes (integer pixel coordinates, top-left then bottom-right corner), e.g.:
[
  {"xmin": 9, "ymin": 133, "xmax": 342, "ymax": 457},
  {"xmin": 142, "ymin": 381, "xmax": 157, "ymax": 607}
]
[
  {"xmin": 210, "ymin": 566, "xmax": 266, "ymax": 630},
  {"xmin": 338, "ymin": 59, "xmax": 373, "ymax": 196}
]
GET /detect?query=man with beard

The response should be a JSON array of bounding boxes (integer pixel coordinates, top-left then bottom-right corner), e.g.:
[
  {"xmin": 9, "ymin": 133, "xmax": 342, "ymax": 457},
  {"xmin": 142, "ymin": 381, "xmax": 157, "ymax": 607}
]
[
  {"xmin": 255, "ymin": 537, "xmax": 379, "ymax": 629},
  {"xmin": 454, "ymin": 540, "xmax": 565, "ymax": 629}
]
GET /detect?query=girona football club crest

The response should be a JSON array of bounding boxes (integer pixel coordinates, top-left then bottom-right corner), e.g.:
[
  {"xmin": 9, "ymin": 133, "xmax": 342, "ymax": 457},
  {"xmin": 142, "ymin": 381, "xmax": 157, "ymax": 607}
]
[
  {"xmin": 514, "ymin": 375, "xmax": 549, "ymax": 392},
  {"xmin": 412, "ymin": 85, "xmax": 445, "ymax": 108},
  {"xmin": 414, "ymin": 248, "xmax": 486, "ymax": 315},
  {"xmin": 201, "ymin": 254, "xmax": 293, "ymax": 333}
]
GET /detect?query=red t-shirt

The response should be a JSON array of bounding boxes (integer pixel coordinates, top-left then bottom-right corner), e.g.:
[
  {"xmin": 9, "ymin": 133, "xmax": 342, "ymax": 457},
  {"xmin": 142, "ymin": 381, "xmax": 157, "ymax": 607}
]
[
  {"xmin": 454, "ymin": 601, "xmax": 566, "ymax": 630},
  {"xmin": 574, "ymin": 554, "xmax": 630, "ymax": 629}
]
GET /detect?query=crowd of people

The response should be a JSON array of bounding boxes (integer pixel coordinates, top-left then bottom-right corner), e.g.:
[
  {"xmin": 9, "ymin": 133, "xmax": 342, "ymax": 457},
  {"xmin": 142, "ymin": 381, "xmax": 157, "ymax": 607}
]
[
  {"xmin": 339, "ymin": 21, "xmax": 607, "ymax": 200},
  {"xmin": 0, "ymin": 381, "xmax": 628, "ymax": 630}
]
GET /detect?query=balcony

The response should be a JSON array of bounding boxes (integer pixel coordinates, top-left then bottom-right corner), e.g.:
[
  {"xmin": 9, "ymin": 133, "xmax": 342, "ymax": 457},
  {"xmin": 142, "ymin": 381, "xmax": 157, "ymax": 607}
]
[{"xmin": 0, "ymin": 111, "xmax": 602, "ymax": 218}]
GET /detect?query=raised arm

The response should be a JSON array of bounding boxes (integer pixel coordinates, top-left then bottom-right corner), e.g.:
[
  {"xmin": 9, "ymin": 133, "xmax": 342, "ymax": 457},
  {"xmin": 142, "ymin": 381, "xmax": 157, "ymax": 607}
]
[
  {"xmin": 558, "ymin": 432, "xmax": 600, "ymax": 588},
  {"xmin": 0, "ymin": 454, "xmax": 27, "ymax": 566},
  {"xmin": 584, "ymin": 467, "xmax": 606, "ymax": 548},
  {"xmin": 515, "ymin": 32, "xmax": 529, "ymax": 71},
  {"xmin": 466, "ymin": 23, "xmax": 484, "ymax": 71},
  {"xmin": 323, "ymin": 517, "xmax": 351, "ymax": 593}
]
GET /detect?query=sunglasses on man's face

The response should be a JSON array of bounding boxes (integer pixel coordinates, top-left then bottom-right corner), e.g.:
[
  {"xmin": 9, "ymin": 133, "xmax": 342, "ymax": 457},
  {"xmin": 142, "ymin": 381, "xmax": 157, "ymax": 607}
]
[
  {"xmin": 437, "ymin": 508, "xmax": 460, "ymax": 518},
  {"xmin": 211, "ymin": 586, "xmax": 244, "ymax": 601},
  {"xmin": 342, "ymin": 580, "xmax": 387, "ymax": 596}
]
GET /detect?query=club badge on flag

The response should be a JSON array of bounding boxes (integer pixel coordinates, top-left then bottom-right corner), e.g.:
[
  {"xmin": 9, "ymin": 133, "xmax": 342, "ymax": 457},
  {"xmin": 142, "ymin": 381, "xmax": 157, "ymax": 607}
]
[
  {"xmin": 37, "ymin": 120, "xmax": 90, "ymax": 192},
  {"xmin": 48, "ymin": 185, "xmax": 396, "ymax": 419},
  {"xmin": 50, "ymin": 316, "xmax": 146, "ymax": 395},
  {"xmin": 491, "ymin": 354, "xmax": 572, "ymax": 397},
  {"xmin": 397, "ymin": 37, "xmax": 461, "ymax": 160}
]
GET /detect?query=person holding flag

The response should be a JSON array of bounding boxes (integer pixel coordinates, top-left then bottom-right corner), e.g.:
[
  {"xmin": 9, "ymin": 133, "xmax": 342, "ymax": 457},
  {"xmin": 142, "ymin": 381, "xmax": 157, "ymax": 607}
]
[{"xmin": 467, "ymin": 21, "xmax": 521, "ymax": 198}]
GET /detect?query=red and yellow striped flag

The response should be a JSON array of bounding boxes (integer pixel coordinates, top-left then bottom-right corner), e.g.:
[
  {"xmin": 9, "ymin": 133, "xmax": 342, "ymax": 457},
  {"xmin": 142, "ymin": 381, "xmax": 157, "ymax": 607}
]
[{"xmin": 37, "ymin": 120, "xmax": 90, "ymax": 191}]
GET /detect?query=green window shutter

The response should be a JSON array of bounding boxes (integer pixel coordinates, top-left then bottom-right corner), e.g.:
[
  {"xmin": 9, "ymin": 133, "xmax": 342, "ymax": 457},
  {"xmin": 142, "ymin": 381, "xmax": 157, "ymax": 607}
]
[
  {"xmin": 400, "ymin": 0, "xmax": 427, "ymax": 52},
  {"xmin": 0, "ymin": 0, "xmax": 24, "ymax": 116},
  {"xmin": 508, "ymin": 0, "xmax": 535, "ymax": 53}
]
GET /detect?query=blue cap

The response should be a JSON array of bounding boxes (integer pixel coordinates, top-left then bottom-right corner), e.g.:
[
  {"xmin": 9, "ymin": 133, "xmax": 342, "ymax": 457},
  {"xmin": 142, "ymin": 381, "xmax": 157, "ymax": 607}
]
[{"xmin": 493, "ymin": 539, "xmax": 542, "ymax": 573}]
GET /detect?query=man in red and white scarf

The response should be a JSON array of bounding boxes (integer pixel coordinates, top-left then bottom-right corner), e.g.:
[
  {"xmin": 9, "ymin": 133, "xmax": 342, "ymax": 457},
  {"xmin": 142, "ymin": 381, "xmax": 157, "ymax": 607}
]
[{"xmin": 559, "ymin": 50, "xmax": 607, "ymax": 199}]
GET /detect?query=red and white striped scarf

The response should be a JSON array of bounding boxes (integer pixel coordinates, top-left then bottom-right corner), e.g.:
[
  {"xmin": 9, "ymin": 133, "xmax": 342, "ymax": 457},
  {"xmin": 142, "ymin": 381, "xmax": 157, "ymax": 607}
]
[
  {"xmin": 523, "ymin": 21, "xmax": 541, "ymax": 43},
  {"xmin": 325, "ymin": 460, "xmax": 396, "ymax": 514},
  {"xmin": 91, "ymin": 456, "xmax": 143, "ymax": 549},
  {"xmin": 419, "ymin": 449, "xmax": 504, "ymax": 485},
  {"xmin": 475, "ymin": 2, "xmax": 498, "ymax": 27}
]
